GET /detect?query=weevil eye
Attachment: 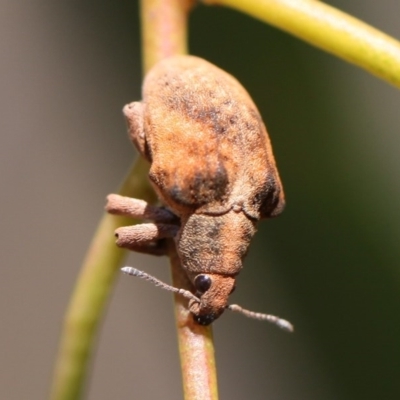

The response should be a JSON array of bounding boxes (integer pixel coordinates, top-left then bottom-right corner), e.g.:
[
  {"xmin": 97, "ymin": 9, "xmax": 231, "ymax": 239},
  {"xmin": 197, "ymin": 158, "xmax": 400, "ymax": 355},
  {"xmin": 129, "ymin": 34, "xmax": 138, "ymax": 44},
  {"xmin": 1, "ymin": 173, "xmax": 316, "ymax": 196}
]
[{"xmin": 194, "ymin": 274, "xmax": 212, "ymax": 293}]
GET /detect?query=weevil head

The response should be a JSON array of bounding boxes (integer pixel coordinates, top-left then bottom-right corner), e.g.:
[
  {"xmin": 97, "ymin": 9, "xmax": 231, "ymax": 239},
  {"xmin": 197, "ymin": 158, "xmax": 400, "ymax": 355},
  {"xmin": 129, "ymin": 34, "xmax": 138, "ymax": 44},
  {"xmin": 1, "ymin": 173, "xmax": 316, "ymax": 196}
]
[
  {"xmin": 176, "ymin": 211, "xmax": 256, "ymax": 325},
  {"xmin": 188, "ymin": 274, "xmax": 236, "ymax": 325}
]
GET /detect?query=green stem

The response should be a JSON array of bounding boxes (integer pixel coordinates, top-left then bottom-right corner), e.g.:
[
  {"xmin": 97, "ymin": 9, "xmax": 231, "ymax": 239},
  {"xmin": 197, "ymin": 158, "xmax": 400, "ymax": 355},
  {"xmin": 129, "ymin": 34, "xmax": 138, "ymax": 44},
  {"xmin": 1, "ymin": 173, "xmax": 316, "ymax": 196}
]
[
  {"xmin": 204, "ymin": 0, "xmax": 400, "ymax": 88},
  {"xmin": 50, "ymin": 160, "xmax": 155, "ymax": 400},
  {"xmin": 140, "ymin": 0, "xmax": 191, "ymax": 73}
]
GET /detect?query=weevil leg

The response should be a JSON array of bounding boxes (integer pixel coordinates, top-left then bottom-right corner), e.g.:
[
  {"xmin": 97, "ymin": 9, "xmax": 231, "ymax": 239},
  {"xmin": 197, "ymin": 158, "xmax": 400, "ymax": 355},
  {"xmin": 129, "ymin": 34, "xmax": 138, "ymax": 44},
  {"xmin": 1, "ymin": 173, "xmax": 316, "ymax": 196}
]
[
  {"xmin": 106, "ymin": 194, "xmax": 179, "ymax": 223},
  {"xmin": 118, "ymin": 239, "xmax": 168, "ymax": 256},
  {"xmin": 115, "ymin": 223, "xmax": 179, "ymax": 256},
  {"xmin": 123, "ymin": 102, "xmax": 152, "ymax": 162}
]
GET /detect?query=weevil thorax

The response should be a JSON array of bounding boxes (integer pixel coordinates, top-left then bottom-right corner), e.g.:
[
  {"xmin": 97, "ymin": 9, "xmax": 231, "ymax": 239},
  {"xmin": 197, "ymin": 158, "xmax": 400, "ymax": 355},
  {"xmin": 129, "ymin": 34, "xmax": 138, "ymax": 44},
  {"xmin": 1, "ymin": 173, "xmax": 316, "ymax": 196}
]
[{"xmin": 176, "ymin": 210, "xmax": 256, "ymax": 325}]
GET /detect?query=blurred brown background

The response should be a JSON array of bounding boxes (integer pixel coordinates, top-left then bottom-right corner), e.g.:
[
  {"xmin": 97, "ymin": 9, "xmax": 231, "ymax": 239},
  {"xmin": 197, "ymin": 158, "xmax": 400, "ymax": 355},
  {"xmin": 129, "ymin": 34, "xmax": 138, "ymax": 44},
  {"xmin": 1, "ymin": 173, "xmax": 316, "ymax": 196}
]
[{"xmin": 1, "ymin": 1, "xmax": 400, "ymax": 399}]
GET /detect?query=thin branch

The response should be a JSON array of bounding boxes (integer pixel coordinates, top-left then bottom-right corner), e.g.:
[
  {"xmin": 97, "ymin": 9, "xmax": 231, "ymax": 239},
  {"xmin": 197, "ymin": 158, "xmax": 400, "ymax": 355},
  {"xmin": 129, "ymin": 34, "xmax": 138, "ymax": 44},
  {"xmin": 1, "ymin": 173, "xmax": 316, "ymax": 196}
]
[
  {"xmin": 140, "ymin": 0, "xmax": 192, "ymax": 73},
  {"xmin": 169, "ymin": 243, "xmax": 219, "ymax": 400},
  {"xmin": 50, "ymin": 160, "xmax": 156, "ymax": 400},
  {"xmin": 141, "ymin": 1, "xmax": 219, "ymax": 399},
  {"xmin": 203, "ymin": 0, "xmax": 400, "ymax": 89}
]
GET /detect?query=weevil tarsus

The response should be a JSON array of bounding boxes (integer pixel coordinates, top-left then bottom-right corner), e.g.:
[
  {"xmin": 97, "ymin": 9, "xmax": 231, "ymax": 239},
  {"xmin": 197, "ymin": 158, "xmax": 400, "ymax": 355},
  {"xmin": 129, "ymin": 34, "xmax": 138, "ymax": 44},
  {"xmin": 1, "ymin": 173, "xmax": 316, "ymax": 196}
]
[
  {"xmin": 106, "ymin": 194, "xmax": 178, "ymax": 223},
  {"xmin": 106, "ymin": 194, "xmax": 180, "ymax": 256}
]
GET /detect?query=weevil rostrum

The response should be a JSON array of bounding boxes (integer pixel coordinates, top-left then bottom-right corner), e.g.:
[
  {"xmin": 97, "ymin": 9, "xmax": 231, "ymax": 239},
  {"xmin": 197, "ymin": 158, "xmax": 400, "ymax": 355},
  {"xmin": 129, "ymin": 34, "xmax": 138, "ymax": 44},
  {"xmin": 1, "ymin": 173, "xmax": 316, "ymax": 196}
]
[{"xmin": 106, "ymin": 55, "xmax": 293, "ymax": 331}]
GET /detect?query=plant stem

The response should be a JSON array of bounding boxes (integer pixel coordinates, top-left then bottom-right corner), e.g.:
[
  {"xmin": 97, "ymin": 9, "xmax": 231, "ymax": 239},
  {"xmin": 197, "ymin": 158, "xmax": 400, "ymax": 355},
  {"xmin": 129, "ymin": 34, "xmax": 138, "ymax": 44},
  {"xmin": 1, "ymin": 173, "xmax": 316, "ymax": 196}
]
[
  {"xmin": 203, "ymin": 0, "xmax": 400, "ymax": 89},
  {"xmin": 169, "ymin": 244, "xmax": 219, "ymax": 400},
  {"xmin": 141, "ymin": 0, "xmax": 191, "ymax": 73},
  {"xmin": 50, "ymin": 160, "xmax": 155, "ymax": 400},
  {"xmin": 141, "ymin": 0, "xmax": 219, "ymax": 399}
]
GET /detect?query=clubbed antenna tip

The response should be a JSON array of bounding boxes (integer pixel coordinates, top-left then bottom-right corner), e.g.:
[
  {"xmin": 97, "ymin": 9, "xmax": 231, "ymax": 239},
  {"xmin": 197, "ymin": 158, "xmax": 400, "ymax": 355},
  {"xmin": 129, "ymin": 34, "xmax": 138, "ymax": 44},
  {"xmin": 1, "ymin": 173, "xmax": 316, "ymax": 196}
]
[{"xmin": 227, "ymin": 304, "xmax": 294, "ymax": 332}]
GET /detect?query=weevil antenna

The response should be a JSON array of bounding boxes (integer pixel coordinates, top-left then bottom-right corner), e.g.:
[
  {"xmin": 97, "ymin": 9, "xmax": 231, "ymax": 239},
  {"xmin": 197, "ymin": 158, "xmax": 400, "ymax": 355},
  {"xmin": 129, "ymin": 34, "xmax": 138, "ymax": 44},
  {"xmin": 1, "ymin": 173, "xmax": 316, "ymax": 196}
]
[
  {"xmin": 227, "ymin": 304, "xmax": 294, "ymax": 332},
  {"xmin": 121, "ymin": 266, "xmax": 200, "ymax": 303}
]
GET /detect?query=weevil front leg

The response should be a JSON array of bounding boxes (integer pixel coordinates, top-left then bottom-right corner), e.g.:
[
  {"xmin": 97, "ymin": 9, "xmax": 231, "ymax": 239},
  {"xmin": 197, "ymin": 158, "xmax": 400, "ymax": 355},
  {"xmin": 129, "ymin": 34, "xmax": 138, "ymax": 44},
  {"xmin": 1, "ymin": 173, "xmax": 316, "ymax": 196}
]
[
  {"xmin": 106, "ymin": 194, "xmax": 180, "ymax": 256},
  {"xmin": 123, "ymin": 102, "xmax": 152, "ymax": 162},
  {"xmin": 106, "ymin": 194, "xmax": 178, "ymax": 223},
  {"xmin": 115, "ymin": 223, "xmax": 179, "ymax": 256}
]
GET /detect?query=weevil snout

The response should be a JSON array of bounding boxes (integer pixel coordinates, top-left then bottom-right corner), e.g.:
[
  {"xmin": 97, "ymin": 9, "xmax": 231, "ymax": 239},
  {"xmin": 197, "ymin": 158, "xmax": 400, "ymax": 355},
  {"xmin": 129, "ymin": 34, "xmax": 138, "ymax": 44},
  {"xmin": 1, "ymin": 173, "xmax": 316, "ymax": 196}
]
[
  {"xmin": 188, "ymin": 274, "xmax": 236, "ymax": 325},
  {"xmin": 193, "ymin": 313, "xmax": 217, "ymax": 326}
]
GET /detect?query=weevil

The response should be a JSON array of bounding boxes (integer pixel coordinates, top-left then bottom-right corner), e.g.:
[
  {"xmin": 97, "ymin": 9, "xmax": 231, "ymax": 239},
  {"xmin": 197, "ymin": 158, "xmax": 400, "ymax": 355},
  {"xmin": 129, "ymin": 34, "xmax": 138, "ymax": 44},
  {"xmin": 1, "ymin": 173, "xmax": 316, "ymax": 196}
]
[{"xmin": 106, "ymin": 55, "xmax": 292, "ymax": 330}]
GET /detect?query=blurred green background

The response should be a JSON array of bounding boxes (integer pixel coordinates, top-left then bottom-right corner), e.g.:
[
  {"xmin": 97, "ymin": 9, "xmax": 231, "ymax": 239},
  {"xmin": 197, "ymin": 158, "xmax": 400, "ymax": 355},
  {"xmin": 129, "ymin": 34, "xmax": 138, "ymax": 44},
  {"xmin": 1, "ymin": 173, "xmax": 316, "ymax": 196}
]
[{"xmin": 1, "ymin": 1, "xmax": 400, "ymax": 399}]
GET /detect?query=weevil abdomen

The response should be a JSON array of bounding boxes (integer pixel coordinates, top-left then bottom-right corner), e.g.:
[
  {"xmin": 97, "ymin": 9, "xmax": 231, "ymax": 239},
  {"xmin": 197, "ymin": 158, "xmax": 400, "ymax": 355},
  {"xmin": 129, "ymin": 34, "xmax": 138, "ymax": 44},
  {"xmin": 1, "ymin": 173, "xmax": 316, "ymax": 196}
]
[{"xmin": 141, "ymin": 56, "xmax": 285, "ymax": 219}]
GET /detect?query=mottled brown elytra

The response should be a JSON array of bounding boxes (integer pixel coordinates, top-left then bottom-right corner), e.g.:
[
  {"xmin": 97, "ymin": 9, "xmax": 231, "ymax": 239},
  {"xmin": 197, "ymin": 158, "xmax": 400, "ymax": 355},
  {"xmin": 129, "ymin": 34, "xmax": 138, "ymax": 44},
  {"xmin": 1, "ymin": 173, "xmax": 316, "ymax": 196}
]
[{"xmin": 106, "ymin": 56, "xmax": 292, "ymax": 331}]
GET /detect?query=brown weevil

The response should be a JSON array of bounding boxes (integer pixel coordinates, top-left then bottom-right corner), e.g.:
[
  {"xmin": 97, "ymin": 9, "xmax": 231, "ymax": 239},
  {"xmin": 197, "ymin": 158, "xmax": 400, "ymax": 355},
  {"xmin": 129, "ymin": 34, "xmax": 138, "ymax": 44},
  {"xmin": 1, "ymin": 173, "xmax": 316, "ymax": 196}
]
[{"xmin": 106, "ymin": 55, "xmax": 293, "ymax": 331}]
